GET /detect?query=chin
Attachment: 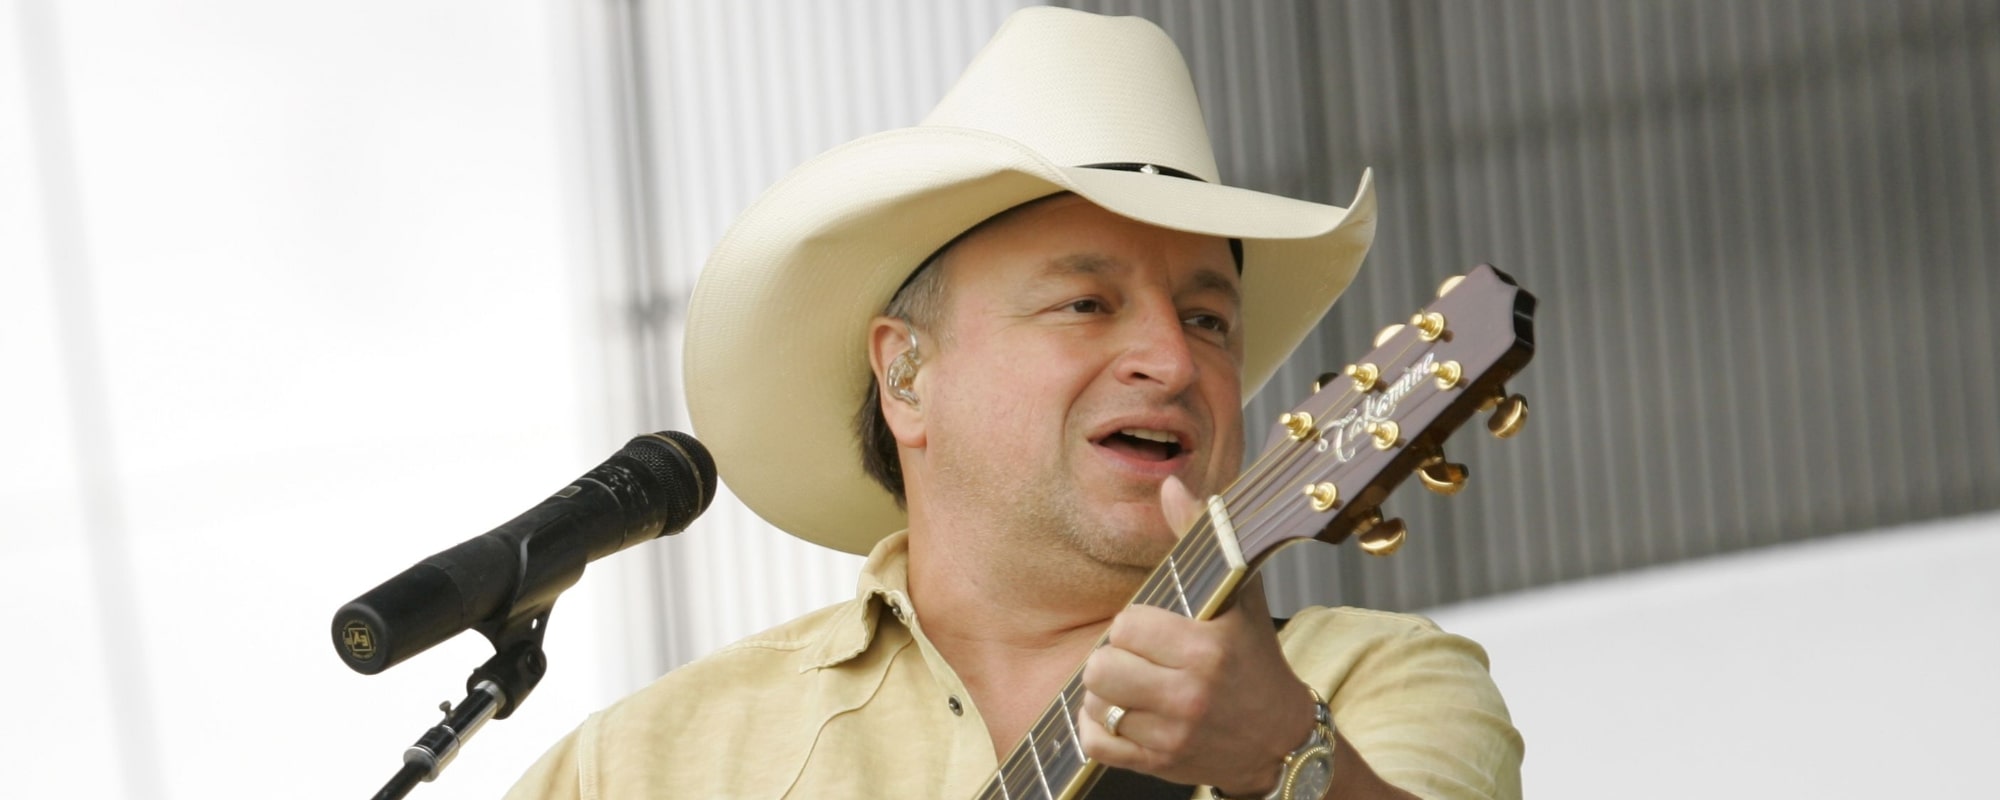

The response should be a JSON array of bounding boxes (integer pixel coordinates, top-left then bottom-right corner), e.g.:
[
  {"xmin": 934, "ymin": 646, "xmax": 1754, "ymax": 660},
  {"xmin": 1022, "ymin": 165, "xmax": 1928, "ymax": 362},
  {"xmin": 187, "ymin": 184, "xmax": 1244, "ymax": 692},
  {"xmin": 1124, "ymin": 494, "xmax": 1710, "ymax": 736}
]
[{"xmin": 1083, "ymin": 518, "xmax": 1179, "ymax": 572}]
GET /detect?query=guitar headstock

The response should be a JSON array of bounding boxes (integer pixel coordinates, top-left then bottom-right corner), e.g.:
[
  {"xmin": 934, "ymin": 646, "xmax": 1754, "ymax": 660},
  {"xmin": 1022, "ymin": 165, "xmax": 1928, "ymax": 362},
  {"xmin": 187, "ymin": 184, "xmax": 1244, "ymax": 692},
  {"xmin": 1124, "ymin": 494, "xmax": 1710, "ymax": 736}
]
[{"xmin": 1230, "ymin": 264, "xmax": 1536, "ymax": 562}]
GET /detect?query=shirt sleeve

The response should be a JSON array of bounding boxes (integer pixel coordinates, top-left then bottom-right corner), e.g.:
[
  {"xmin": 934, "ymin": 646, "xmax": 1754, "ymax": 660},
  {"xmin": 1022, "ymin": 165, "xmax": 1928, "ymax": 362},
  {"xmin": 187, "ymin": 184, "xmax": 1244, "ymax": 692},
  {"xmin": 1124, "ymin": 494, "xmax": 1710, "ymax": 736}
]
[
  {"xmin": 1280, "ymin": 607, "xmax": 1524, "ymax": 800},
  {"xmin": 503, "ymin": 718, "xmax": 590, "ymax": 800}
]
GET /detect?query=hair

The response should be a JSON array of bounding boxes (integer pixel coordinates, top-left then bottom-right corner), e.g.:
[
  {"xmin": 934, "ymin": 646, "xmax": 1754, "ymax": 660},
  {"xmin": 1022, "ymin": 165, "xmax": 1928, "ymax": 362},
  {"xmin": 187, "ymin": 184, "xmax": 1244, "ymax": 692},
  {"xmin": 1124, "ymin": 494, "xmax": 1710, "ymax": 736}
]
[{"xmin": 854, "ymin": 248, "xmax": 952, "ymax": 506}]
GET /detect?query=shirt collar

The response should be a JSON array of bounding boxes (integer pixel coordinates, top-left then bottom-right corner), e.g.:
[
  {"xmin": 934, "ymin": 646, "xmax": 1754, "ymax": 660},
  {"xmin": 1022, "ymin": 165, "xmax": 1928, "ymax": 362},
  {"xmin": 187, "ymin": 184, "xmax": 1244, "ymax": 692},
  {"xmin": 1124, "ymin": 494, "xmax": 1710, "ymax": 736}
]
[{"xmin": 801, "ymin": 529, "xmax": 914, "ymax": 670}]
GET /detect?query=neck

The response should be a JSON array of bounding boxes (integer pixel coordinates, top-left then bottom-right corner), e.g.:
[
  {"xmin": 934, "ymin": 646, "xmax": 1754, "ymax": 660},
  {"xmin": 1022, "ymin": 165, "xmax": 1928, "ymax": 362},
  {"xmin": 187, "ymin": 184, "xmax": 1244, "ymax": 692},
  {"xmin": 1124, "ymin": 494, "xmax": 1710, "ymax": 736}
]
[
  {"xmin": 902, "ymin": 507, "xmax": 1151, "ymax": 762},
  {"xmin": 900, "ymin": 476, "xmax": 1155, "ymax": 649}
]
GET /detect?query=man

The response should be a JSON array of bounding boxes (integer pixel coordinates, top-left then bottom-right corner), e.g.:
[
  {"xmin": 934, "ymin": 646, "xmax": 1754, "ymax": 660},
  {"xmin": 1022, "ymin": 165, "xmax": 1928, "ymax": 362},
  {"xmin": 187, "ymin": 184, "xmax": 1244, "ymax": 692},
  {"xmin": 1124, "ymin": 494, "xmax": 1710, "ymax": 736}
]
[{"xmin": 510, "ymin": 8, "xmax": 1521, "ymax": 799}]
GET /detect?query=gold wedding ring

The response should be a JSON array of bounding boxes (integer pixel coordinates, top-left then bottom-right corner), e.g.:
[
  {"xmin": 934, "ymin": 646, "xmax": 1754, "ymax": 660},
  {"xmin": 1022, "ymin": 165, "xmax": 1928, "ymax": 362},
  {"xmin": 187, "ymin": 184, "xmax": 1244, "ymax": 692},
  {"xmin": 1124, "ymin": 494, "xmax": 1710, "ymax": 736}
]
[{"xmin": 1103, "ymin": 705, "xmax": 1127, "ymax": 738}]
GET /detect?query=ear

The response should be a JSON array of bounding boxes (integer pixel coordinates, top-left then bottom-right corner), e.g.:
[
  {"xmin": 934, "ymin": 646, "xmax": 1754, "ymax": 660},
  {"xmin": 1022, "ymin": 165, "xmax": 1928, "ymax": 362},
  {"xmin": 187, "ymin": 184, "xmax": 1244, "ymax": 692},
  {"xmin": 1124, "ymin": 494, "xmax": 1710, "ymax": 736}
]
[{"xmin": 867, "ymin": 316, "xmax": 926, "ymax": 448}]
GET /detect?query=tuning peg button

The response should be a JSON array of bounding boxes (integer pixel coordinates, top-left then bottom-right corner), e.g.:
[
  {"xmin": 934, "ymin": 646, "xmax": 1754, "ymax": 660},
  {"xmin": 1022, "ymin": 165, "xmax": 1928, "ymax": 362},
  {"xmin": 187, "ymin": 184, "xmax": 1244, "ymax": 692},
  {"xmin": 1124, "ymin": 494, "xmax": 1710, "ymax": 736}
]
[
  {"xmin": 1360, "ymin": 518, "xmax": 1408, "ymax": 556},
  {"xmin": 1488, "ymin": 394, "xmax": 1528, "ymax": 439},
  {"xmin": 1417, "ymin": 456, "xmax": 1469, "ymax": 495}
]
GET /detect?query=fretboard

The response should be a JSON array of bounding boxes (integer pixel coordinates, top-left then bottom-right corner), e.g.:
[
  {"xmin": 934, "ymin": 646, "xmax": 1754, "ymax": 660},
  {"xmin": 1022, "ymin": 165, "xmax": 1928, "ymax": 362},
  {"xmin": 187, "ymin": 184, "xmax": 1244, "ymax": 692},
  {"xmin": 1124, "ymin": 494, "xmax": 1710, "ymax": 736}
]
[{"xmin": 970, "ymin": 501, "xmax": 1251, "ymax": 800}]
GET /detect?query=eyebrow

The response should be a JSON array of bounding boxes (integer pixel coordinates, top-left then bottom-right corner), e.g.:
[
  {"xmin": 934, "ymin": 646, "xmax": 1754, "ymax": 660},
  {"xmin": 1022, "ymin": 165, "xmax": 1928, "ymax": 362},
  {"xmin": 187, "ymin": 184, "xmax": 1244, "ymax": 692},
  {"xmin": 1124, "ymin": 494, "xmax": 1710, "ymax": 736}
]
[{"xmin": 1041, "ymin": 253, "xmax": 1242, "ymax": 305}]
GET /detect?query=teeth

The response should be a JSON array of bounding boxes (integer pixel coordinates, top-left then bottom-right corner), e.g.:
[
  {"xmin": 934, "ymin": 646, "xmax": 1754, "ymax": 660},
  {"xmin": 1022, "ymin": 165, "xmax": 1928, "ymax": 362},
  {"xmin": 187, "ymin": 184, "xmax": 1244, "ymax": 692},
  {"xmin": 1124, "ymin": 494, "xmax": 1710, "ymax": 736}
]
[{"xmin": 1119, "ymin": 428, "xmax": 1178, "ymax": 444}]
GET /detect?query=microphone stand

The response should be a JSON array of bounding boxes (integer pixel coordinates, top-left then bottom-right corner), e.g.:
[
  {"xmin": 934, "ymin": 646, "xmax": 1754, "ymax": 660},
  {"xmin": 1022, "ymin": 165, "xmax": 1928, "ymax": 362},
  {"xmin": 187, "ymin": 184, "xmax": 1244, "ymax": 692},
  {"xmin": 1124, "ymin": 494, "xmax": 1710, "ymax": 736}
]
[{"xmin": 370, "ymin": 606, "xmax": 554, "ymax": 800}]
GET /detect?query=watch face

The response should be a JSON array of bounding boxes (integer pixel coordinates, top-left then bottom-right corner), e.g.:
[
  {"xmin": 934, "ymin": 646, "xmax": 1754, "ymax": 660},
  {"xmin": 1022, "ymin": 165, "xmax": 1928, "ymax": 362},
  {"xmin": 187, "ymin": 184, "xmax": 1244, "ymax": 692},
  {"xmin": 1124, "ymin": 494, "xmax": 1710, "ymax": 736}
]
[{"xmin": 1284, "ymin": 746, "xmax": 1334, "ymax": 800}]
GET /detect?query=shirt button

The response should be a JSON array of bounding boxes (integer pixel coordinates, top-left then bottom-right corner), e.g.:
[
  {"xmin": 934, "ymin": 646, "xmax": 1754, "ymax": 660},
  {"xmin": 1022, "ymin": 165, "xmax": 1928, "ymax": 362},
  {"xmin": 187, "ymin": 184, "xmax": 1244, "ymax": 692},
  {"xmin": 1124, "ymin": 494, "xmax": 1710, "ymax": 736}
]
[{"xmin": 947, "ymin": 696, "xmax": 963, "ymax": 716}]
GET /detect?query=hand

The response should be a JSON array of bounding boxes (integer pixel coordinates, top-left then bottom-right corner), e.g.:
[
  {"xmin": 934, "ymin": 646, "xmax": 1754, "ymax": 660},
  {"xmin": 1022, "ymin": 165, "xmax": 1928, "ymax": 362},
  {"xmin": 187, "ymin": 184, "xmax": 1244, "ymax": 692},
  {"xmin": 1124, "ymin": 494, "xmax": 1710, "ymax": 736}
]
[{"xmin": 1076, "ymin": 477, "xmax": 1317, "ymax": 795}]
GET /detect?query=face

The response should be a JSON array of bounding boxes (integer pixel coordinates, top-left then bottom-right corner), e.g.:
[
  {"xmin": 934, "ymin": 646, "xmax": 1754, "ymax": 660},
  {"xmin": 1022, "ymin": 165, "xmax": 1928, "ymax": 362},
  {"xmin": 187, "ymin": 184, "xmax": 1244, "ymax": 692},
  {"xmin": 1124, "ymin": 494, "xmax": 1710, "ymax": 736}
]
[{"xmin": 908, "ymin": 195, "xmax": 1246, "ymax": 573}]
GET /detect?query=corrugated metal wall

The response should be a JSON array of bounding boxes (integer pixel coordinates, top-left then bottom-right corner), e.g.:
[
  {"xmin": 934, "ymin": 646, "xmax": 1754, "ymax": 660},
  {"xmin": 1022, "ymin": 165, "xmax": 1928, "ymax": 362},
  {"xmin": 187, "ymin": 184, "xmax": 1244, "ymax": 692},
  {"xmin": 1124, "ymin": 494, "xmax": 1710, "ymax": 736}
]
[
  {"xmin": 599, "ymin": 0, "xmax": 2000, "ymax": 669},
  {"xmin": 1057, "ymin": 0, "xmax": 2000, "ymax": 613}
]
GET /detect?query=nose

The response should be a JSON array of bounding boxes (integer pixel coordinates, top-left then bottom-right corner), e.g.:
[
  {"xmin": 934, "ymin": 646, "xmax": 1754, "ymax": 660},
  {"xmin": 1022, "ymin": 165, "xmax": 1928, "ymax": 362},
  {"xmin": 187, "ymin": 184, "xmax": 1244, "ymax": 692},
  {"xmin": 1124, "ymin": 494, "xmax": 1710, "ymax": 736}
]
[{"xmin": 1113, "ymin": 300, "xmax": 1198, "ymax": 395}]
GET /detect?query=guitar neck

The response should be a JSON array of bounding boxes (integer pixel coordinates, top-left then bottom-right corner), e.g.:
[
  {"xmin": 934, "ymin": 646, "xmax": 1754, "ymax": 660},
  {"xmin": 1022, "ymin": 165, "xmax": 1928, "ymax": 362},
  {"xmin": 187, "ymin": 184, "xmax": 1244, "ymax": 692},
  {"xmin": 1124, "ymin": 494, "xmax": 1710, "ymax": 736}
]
[{"xmin": 973, "ymin": 502, "xmax": 1252, "ymax": 800}]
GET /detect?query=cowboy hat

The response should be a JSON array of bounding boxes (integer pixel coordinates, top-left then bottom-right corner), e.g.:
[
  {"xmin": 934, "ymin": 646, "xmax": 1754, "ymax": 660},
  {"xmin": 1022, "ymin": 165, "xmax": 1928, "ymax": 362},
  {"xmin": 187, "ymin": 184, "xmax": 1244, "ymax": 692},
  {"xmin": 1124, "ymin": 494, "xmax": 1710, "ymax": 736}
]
[{"xmin": 683, "ymin": 7, "xmax": 1377, "ymax": 555}]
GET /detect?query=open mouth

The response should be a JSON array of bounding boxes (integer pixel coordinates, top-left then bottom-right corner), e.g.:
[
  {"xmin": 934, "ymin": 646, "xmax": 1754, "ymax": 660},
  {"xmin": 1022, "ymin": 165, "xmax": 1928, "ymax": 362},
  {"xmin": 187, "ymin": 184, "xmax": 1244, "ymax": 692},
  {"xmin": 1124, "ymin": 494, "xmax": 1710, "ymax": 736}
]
[{"xmin": 1097, "ymin": 428, "xmax": 1184, "ymax": 462}]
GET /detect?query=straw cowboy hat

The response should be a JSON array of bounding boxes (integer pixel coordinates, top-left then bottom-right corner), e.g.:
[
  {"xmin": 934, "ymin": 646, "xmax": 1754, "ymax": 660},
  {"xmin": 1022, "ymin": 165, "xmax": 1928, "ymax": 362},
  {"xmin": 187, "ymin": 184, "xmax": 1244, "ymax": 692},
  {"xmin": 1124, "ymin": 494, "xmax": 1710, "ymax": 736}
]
[{"xmin": 684, "ymin": 7, "xmax": 1377, "ymax": 555}]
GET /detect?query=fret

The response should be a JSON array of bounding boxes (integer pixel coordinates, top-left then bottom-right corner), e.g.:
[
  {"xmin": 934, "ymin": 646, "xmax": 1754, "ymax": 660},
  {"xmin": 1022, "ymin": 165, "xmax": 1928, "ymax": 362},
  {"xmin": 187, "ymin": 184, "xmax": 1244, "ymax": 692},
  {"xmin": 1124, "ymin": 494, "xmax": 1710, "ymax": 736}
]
[
  {"xmin": 1059, "ymin": 682, "xmax": 1085, "ymax": 762},
  {"xmin": 1164, "ymin": 553, "xmax": 1193, "ymax": 615},
  {"xmin": 999, "ymin": 735, "xmax": 1046, "ymax": 800},
  {"xmin": 1027, "ymin": 729, "xmax": 1055, "ymax": 799}
]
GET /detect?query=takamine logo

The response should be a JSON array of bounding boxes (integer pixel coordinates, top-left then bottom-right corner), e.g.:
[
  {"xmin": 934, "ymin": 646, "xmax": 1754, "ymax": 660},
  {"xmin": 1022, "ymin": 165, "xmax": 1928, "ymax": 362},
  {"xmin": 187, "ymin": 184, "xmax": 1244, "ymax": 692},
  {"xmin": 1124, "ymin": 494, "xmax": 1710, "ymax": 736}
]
[
  {"xmin": 342, "ymin": 620, "xmax": 377, "ymax": 661},
  {"xmin": 1325, "ymin": 353, "xmax": 1436, "ymax": 462}
]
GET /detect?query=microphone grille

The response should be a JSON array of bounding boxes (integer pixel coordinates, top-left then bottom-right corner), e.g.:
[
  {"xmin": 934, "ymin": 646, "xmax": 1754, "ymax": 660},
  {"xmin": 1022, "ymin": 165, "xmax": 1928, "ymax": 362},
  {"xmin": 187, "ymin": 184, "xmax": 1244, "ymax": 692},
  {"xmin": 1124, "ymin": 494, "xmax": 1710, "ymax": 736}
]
[{"xmin": 625, "ymin": 431, "xmax": 718, "ymax": 532}]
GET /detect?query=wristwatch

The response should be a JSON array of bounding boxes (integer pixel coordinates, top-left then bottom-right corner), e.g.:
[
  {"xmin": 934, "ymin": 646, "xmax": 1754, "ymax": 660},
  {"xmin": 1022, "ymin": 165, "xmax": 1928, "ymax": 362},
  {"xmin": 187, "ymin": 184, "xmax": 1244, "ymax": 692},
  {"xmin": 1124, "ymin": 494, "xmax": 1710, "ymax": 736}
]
[{"xmin": 1212, "ymin": 689, "xmax": 1335, "ymax": 800}]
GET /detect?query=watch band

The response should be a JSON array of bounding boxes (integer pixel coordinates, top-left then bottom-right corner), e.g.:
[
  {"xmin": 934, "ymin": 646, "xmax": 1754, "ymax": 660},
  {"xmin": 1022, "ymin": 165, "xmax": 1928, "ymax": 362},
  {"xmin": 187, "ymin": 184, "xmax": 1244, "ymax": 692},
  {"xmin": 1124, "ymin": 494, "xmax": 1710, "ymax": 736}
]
[{"xmin": 1210, "ymin": 688, "xmax": 1335, "ymax": 800}]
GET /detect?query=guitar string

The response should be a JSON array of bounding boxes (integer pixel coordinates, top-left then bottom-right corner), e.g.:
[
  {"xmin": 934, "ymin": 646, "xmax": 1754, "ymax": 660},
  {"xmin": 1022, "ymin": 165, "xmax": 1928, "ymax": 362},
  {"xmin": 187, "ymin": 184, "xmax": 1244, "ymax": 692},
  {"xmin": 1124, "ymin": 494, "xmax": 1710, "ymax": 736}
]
[{"xmin": 1220, "ymin": 334, "xmax": 1429, "ymax": 540}]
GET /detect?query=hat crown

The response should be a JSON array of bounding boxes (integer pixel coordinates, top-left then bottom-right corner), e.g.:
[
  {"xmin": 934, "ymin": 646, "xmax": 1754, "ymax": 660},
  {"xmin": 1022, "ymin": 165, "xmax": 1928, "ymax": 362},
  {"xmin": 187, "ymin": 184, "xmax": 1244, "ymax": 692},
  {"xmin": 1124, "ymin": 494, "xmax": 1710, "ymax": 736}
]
[{"xmin": 921, "ymin": 8, "xmax": 1221, "ymax": 182}]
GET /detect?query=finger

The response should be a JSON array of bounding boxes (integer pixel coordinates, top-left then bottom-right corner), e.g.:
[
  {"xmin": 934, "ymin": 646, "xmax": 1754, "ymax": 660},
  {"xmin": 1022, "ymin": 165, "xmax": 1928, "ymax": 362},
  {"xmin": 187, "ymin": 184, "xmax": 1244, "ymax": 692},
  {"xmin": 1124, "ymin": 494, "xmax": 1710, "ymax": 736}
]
[
  {"xmin": 1076, "ymin": 693, "xmax": 1170, "ymax": 772},
  {"xmin": 1104, "ymin": 603, "xmax": 1219, "ymax": 671},
  {"xmin": 1081, "ymin": 637, "xmax": 1179, "ymax": 710},
  {"xmin": 1078, "ymin": 692, "xmax": 1158, "ymax": 743},
  {"xmin": 1158, "ymin": 474, "xmax": 1204, "ymax": 535}
]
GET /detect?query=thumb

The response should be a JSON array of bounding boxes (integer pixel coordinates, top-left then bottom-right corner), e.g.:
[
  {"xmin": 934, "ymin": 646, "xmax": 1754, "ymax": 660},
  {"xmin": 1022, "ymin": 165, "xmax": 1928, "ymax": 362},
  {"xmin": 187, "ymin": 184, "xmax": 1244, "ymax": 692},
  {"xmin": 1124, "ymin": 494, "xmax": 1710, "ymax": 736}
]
[{"xmin": 1158, "ymin": 475, "xmax": 1206, "ymax": 537}]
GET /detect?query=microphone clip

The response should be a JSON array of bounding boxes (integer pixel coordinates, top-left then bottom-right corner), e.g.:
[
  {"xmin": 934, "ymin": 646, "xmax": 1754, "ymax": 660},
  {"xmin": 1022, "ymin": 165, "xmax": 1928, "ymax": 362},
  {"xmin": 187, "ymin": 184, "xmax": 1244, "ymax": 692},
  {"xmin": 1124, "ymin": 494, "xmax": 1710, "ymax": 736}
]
[{"xmin": 372, "ymin": 604, "xmax": 553, "ymax": 799}]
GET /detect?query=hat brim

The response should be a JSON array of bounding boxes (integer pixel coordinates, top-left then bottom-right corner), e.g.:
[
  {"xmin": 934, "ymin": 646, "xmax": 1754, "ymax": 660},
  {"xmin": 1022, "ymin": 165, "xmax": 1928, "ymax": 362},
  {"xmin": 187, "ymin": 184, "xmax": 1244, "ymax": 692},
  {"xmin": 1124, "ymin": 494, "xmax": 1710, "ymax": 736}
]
[{"xmin": 685, "ymin": 125, "xmax": 1377, "ymax": 555}]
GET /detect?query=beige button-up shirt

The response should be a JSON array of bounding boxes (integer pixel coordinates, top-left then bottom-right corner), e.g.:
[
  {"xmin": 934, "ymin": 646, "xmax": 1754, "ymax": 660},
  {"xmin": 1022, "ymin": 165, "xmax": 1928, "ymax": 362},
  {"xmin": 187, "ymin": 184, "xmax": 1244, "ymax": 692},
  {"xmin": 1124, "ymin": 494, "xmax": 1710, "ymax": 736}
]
[{"xmin": 506, "ymin": 533, "xmax": 1522, "ymax": 799}]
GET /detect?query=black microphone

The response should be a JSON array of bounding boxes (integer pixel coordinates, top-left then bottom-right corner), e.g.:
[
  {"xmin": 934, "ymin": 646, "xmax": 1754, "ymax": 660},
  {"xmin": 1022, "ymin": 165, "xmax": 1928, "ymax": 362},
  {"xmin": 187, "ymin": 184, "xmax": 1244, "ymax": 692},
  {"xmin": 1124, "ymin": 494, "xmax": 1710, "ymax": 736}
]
[{"xmin": 332, "ymin": 431, "xmax": 717, "ymax": 675}]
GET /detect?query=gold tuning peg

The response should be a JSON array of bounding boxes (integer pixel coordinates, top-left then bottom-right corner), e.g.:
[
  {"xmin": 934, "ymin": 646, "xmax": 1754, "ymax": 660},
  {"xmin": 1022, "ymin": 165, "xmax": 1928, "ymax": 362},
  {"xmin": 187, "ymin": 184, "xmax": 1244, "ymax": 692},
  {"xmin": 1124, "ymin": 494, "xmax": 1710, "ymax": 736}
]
[
  {"xmin": 1410, "ymin": 311, "xmax": 1446, "ymax": 341},
  {"xmin": 1417, "ymin": 455, "xmax": 1469, "ymax": 495},
  {"xmin": 1437, "ymin": 274, "xmax": 1465, "ymax": 297},
  {"xmin": 1345, "ymin": 362, "xmax": 1381, "ymax": 392},
  {"xmin": 1488, "ymin": 393, "xmax": 1528, "ymax": 439},
  {"xmin": 1365, "ymin": 420, "xmax": 1400, "ymax": 450},
  {"xmin": 1359, "ymin": 517, "xmax": 1408, "ymax": 557}
]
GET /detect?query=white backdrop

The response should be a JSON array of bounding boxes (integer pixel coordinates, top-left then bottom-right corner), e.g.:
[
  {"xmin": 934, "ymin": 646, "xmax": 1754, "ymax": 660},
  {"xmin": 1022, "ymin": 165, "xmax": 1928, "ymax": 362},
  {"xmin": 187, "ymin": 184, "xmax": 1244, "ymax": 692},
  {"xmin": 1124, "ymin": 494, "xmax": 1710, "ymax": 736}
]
[
  {"xmin": 3, "ymin": 2, "xmax": 618, "ymax": 797},
  {"xmin": 6, "ymin": 2, "xmax": 1994, "ymax": 799},
  {"xmin": 1428, "ymin": 511, "xmax": 2000, "ymax": 798}
]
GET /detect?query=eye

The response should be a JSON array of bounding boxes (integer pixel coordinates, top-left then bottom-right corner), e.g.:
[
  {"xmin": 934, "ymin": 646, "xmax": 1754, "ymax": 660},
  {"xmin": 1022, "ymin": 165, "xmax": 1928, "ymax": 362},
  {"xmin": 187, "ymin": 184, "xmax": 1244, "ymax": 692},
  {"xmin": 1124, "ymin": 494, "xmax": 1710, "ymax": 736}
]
[
  {"xmin": 1184, "ymin": 312, "xmax": 1231, "ymax": 335},
  {"xmin": 1063, "ymin": 298, "xmax": 1106, "ymax": 314}
]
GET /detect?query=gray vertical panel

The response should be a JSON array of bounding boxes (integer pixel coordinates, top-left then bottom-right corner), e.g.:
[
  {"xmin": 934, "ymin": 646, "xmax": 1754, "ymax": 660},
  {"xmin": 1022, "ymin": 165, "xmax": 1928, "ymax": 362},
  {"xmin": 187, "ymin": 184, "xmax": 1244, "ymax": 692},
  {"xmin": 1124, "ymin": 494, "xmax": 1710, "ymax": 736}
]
[
  {"xmin": 1945, "ymin": 0, "xmax": 2000, "ymax": 509},
  {"xmin": 765, "ymin": 0, "xmax": 2000, "ymax": 616}
]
